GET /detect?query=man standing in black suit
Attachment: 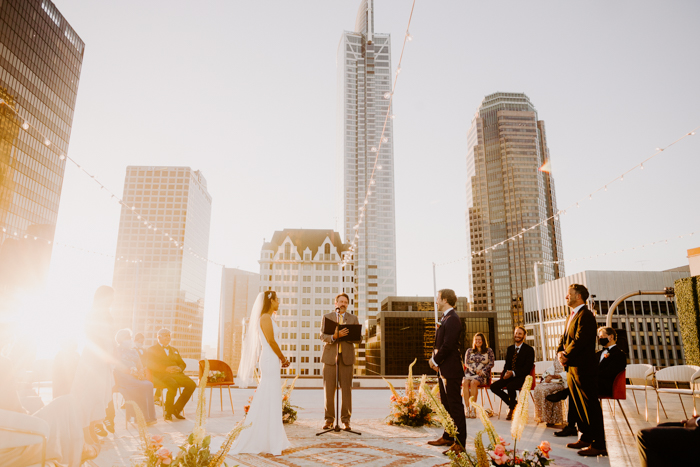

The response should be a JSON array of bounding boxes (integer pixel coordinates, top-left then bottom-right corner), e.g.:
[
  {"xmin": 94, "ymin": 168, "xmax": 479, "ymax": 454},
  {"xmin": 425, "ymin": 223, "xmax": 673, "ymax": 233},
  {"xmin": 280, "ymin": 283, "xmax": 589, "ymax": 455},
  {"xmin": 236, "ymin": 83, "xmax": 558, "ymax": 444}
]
[
  {"xmin": 144, "ymin": 328, "xmax": 196, "ymax": 421},
  {"xmin": 426, "ymin": 289, "xmax": 466, "ymax": 456},
  {"xmin": 490, "ymin": 326, "xmax": 535, "ymax": 420},
  {"xmin": 557, "ymin": 284, "xmax": 607, "ymax": 457},
  {"xmin": 596, "ymin": 327, "xmax": 626, "ymax": 397}
]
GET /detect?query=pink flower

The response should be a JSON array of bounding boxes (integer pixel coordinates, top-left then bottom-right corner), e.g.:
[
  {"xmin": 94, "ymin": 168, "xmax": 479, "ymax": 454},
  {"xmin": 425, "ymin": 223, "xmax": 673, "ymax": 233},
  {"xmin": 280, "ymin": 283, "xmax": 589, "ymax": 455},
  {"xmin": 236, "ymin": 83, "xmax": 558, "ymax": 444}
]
[
  {"xmin": 497, "ymin": 436, "xmax": 510, "ymax": 446},
  {"xmin": 156, "ymin": 447, "xmax": 172, "ymax": 463},
  {"xmin": 538, "ymin": 440, "xmax": 552, "ymax": 458},
  {"xmin": 489, "ymin": 452, "xmax": 508, "ymax": 465},
  {"xmin": 151, "ymin": 435, "xmax": 164, "ymax": 445}
]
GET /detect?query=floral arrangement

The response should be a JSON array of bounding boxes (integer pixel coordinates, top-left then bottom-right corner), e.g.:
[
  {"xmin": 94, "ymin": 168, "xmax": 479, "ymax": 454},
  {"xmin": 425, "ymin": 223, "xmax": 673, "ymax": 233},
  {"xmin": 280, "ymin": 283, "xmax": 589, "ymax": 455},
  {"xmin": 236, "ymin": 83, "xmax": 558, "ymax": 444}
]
[
  {"xmin": 383, "ymin": 359, "xmax": 438, "ymax": 427},
  {"xmin": 421, "ymin": 376, "xmax": 554, "ymax": 467},
  {"xmin": 281, "ymin": 375, "xmax": 300, "ymax": 424},
  {"xmin": 243, "ymin": 394, "xmax": 253, "ymax": 415},
  {"xmin": 207, "ymin": 371, "xmax": 226, "ymax": 383},
  {"xmin": 129, "ymin": 359, "xmax": 248, "ymax": 467}
]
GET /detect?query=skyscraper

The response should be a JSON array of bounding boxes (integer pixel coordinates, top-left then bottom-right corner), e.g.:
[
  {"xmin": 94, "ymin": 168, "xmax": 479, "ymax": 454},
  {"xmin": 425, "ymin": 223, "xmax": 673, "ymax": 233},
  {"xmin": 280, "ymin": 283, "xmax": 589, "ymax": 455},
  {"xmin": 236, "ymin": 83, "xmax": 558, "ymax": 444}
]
[
  {"xmin": 337, "ymin": 0, "xmax": 397, "ymax": 323},
  {"xmin": 466, "ymin": 92, "xmax": 564, "ymax": 358},
  {"xmin": 112, "ymin": 166, "xmax": 212, "ymax": 359},
  {"xmin": 218, "ymin": 267, "xmax": 260, "ymax": 373},
  {"xmin": 0, "ymin": 0, "xmax": 84, "ymax": 302}
]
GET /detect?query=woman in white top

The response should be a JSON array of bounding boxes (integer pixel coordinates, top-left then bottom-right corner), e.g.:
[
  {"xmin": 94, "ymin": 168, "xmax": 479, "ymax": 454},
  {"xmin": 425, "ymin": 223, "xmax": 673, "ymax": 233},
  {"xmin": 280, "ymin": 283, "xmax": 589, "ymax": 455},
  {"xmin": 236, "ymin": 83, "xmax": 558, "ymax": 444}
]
[{"xmin": 533, "ymin": 359, "xmax": 567, "ymax": 426}]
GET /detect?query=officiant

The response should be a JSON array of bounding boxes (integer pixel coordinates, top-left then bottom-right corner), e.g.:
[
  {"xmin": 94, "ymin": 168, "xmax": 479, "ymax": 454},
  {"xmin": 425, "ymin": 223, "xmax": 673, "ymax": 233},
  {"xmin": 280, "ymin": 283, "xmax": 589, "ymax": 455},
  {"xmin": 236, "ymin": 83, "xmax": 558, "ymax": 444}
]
[{"xmin": 319, "ymin": 293, "xmax": 361, "ymax": 431}]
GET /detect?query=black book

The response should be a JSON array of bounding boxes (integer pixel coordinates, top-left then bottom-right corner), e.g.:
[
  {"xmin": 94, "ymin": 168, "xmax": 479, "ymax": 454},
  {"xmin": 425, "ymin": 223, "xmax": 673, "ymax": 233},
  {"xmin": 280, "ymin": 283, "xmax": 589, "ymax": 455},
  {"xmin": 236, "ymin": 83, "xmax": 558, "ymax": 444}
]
[{"xmin": 322, "ymin": 317, "xmax": 362, "ymax": 341}]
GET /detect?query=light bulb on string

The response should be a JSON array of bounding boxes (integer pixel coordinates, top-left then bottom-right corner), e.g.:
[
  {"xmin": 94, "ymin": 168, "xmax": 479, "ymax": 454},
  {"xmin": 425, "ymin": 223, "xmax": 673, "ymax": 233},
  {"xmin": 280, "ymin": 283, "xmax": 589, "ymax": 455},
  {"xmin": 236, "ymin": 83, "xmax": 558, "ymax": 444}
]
[
  {"xmin": 604, "ymin": 185, "xmax": 607, "ymax": 191},
  {"xmin": 383, "ymin": 92, "xmax": 392, "ymax": 99},
  {"xmin": 406, "ymin": 31, "xmax": 413, "ymax": 41},
  {"xmin": 377, "ymin": 165, "xmax": 383, "ymax": 170},
  {"xmin": 690, "ymin": 132, "xmax": 696, "ymax": 136},
  {"xmin": 44, "ymin": 139, "xmax": 50, "ymax": 146},
  {"xmin": 59, "ymin": 154, "xmax": 65, "ymax": 160},
  {"xmin": 390, "ymin": 115, "xmax": 396, "ymax": 119},
  {"xmin": 370, "ymin": 147, "xmax": 377, "ymax": 152},
  {"xmin": 640, "ymin": 163, "xmax": 644, "ymax": 170},
  {"xmin": 382, "ymin": 137, "xmax": 389, "ymax": 143},
  {"xmin": 22, "ymin": 121, "xmax": 29, "ymax": 130},
  {"xmin": 620, "ymin": 175, "xmax": 624, "ymax": 182}
]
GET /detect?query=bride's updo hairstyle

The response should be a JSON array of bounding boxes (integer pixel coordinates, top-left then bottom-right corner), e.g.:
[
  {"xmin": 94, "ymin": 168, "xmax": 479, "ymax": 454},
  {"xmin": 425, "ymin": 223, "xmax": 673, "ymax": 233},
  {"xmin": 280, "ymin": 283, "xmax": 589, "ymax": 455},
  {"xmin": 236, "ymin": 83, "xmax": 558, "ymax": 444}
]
[{"xmin": 261, "ymin": 290, "xmax": 277, "ymax": 315}]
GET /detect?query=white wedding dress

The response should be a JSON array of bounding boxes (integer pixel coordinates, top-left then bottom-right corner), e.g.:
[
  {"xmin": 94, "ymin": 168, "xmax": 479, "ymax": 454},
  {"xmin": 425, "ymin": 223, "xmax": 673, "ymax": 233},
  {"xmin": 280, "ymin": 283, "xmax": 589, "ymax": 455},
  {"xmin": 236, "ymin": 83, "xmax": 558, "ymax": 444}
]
[{"xmin": 231, "ymin": 319, "xmax": 291, "ymax": 455}]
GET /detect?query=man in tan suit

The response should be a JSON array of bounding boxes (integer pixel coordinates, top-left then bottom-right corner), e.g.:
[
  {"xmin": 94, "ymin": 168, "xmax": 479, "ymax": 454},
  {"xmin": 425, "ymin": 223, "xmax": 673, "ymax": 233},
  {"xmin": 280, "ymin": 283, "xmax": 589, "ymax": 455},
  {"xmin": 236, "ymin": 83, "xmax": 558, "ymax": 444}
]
[{"xmin": 320, "ymin": 293, "xmax": 360, "ymax": 431}]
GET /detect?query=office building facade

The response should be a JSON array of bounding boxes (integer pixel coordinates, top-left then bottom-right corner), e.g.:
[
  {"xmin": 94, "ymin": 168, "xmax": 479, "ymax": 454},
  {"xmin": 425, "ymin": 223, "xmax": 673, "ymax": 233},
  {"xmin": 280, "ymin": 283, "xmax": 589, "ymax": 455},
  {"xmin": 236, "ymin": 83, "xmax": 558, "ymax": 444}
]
[
  {"xmin": 365, "ymin": 311, "xmax": 498, "ymax": 376},
  {"xmin": 337, "ymin": 0, "xmax": 397, "ymax": 324},
  {"xmin": 259, "ymin": 229, "xmax": 355, "ymax": 375},
  {"xmin": 381, "ymin": 296, "xmax": 470, "ymax": 313},
  {"xmin": 218, "ymin": 267, "xmax": 260, "ymax": 373},
  {"xmin": 523, "ymin": 269, "xmax": 689, "ymax": 365},
  {"xmin": 0, "ymin": 0, "xmax": 84, "ymax": 302},
  {"xmin": 112, "ymin": 166, "xmax": 212, "ymax": 359},
  {"xmin": 466, "ymin": 92, "xmax": 564, "ymax": 358}
]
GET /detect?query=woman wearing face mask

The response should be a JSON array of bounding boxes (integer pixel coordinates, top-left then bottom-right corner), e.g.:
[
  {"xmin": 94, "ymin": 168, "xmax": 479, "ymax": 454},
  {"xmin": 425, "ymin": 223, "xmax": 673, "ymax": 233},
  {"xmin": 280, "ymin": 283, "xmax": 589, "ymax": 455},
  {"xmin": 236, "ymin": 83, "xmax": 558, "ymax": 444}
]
[
  {"xmin": 595, "ymin": 327, "xmax": 627, "ymax": 398},
  {"xmin": 114, "ymin": 328, "xmax": 157, "ymax": 425}
]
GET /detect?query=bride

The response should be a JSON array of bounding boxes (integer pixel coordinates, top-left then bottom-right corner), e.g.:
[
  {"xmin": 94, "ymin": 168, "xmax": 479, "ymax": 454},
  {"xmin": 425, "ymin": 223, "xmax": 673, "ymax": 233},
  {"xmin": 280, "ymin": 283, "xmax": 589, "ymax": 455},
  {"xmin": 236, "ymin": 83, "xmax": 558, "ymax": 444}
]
[{"xmin": 231, "ymin": 291, "xmax": 292, "ymax": 455}]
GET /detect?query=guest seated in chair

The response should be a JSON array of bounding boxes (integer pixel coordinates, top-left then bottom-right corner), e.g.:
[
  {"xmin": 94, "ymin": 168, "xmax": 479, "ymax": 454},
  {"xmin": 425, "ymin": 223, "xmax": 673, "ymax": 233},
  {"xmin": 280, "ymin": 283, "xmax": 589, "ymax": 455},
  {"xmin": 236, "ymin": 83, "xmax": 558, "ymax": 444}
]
[
  {"xmin": 114, "ymin": 328, "xmax": 156, "ymax": 425},
  {"xmin": 595, "ymin": 327, "xmax": 626, "ymax": 397},
  {"xmin": 462, "ymin": 332, "xmax": 494, "ymax": 418},
  {"xmin": 490, "ymin": 326, "xmax": 535, "ymax": 420},
  {"xmin": 533, "ymin": 359, "xmax": 567, "ymax": 427},
  {"xmin": 144, "ymin": 328, "xmax": 195, "ymax": 421},
  {"xmin": 637, "ymin": 416, "xmax": 700, "ymax": 467}
]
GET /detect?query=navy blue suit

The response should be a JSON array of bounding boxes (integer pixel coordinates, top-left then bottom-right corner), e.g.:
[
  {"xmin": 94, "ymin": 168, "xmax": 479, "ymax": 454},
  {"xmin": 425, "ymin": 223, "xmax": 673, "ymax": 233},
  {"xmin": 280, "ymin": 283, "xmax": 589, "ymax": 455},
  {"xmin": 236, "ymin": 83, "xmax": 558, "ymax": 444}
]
[{"xmin": 433, "ymin": 308, "xmax": 466, "ymax": 446}]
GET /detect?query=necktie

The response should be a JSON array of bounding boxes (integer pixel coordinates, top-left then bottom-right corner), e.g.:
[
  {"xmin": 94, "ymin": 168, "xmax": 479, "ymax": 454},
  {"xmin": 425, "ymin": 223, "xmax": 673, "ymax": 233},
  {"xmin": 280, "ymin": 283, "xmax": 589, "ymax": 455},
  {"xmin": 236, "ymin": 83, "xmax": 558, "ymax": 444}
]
[
  {"xmin": 512, "ymin": 346, "xmax": 519, "ymax": 369},
  {"xmin": 338, "ymin": 313, "xmax": 344, "ymax": 354}
]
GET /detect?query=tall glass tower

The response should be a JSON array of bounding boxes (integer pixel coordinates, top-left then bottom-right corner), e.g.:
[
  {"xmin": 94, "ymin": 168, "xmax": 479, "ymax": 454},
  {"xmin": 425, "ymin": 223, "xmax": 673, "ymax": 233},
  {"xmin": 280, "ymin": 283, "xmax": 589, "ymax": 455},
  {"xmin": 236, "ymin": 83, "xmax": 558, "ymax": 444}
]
[
  {"xmin": 337, "ymin": 0, "xmax": 397, "ymax": 323},
  {"xmin": 111, "ymin": 166, "xmax": 212, "ymax": 359},
  {"xmin": 466, "ymin": 92, "xmax": 564, "ymax": 358},
  {"xmin": 0, "ymin": 0, "xmax": 84, "ymax": 304}
]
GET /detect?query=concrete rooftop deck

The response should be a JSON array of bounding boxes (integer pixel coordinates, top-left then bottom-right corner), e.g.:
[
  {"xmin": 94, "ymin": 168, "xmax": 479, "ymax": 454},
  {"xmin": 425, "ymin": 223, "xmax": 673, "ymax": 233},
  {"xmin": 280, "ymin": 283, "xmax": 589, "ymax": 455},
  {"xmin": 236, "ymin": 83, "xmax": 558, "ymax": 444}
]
[{"xmin": 85, "ymin": 385, "xmax": 696, "ymax": 466}]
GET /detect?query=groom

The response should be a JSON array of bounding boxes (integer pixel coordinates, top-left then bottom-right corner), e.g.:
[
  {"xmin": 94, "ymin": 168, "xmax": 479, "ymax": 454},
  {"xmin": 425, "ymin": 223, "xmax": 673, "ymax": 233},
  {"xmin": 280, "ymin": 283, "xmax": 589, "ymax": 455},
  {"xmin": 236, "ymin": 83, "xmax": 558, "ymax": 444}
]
[
  {"xmin": 428, "ymin": 288, "xmax": 467, "ymax": 455},
  {"xmin": 320, "ymin": 293, "xmax": 360, "ymax": 431}
]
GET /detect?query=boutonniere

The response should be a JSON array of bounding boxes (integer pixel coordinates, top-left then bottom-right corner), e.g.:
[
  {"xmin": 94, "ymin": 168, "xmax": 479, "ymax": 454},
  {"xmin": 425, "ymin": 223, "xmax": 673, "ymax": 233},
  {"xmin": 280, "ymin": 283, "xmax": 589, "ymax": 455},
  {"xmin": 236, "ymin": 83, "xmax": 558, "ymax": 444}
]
[{"xmin": 603, "ymin": 353, "xmax": 610, "ymax": 359}]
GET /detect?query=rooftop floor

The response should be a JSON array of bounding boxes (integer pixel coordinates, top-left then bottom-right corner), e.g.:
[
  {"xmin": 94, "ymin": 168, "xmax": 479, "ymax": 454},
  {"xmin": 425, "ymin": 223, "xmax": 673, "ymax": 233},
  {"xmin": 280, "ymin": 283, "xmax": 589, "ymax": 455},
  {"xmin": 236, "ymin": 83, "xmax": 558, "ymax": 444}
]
[{"xmin": 86, "ymin": 386, "xmax": 696, "ymax": 467}]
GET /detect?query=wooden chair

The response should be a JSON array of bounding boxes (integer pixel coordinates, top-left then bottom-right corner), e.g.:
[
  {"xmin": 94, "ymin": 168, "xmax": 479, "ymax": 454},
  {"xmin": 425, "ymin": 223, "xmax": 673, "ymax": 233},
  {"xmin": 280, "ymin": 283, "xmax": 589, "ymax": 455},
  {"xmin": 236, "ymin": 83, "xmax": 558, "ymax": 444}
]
[
  {"xmin": 625, "ymin": 363, "xmax": 655, "ymax": 421},
  {"xmin": 478, "ymin": 374, "xmax": 494, "ymax": 411},
  {"xmin": 654, "ymin": 365, "xmax": 700, "ymax": 423},
  {"xmin": 491, "ymin": 360, "xmax": 505, "ymax": 380},
  {"xmin": 600, "ymin": 370, "xmax": 633, "ymax": 435},
  {"xmin": 199, "ymin": 360, "xmax": 235, "ymax": 416}
]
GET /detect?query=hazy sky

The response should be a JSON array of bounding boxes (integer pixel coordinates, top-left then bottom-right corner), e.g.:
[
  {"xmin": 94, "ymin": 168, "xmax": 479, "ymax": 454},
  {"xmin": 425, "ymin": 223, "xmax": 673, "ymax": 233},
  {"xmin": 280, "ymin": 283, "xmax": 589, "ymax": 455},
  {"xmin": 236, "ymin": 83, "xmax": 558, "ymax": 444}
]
[{"xmin": 45, "ymin": 0, "xmax": 699, "ymax": 350}]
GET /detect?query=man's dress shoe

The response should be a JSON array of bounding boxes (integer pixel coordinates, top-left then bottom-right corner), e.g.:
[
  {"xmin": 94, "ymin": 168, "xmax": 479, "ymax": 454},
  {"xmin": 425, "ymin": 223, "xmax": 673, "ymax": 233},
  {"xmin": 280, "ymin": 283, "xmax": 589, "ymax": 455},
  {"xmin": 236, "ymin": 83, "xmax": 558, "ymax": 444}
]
[
  {"xmin": 443, "ymin": 443, "xmax": 464, "ymax": 456},
  {"xmin": 554, "ymin": 426, "xmax": 578, "ymax": 437},
  {"xmin": 427, "ymin": 437, "xmax": 453, "ymax": 447},
  {"xmin": 567, "ymin": 440, "xmax": 592, "ymax": 449},
  {"xmin": 578, "ymin": 446, "xmax": 608, "ymax": 457}
]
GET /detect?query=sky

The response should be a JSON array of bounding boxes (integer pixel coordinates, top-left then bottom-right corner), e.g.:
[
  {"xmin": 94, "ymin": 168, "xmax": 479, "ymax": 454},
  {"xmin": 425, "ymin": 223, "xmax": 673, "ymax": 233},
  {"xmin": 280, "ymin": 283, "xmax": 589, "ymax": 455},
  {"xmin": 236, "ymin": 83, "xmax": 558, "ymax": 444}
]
[{"xmin": 43, "ymin": 0, "xmax": 700, "ymax": 353}]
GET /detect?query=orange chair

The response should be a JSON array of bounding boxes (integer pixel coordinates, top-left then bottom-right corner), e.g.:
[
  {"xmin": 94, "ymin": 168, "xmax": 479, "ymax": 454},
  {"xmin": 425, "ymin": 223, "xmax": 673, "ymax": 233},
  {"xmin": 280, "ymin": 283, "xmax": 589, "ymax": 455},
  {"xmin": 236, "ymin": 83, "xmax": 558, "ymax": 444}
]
[
  {"xmin": 478, "ymin": 374, "xmax": 494, "ymax": 411},
  {"xmin": 497, "ymin": 365, "xmax": 536, "ymax": 418},
  {"xmin": 600, "ymin": 370, "xmax": 633, "ymax": 435},
  {"xmin": 199, "ymin": 360, "xmax": 235, "ymax": 416}
]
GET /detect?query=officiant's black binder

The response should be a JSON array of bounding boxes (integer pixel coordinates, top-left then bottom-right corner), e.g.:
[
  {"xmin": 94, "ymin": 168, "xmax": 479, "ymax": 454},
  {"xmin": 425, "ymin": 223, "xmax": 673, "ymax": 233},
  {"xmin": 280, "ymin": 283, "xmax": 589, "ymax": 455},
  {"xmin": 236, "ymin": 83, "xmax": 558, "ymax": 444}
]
[{"xmin": 322, "ymin": 317, "xmax": 362, "ymax": 341}]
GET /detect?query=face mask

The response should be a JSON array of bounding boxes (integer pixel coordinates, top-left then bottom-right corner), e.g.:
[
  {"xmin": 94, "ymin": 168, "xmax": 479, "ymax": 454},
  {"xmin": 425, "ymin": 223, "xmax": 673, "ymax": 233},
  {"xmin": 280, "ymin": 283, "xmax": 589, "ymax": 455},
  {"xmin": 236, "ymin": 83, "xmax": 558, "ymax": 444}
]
[
  {"xmin": 122, "ymin": 339, "xmax": 135, "ymax": 349},
  {"xmin": 598, "ymin": 337, "xmax": 609, "ymax": 347}
]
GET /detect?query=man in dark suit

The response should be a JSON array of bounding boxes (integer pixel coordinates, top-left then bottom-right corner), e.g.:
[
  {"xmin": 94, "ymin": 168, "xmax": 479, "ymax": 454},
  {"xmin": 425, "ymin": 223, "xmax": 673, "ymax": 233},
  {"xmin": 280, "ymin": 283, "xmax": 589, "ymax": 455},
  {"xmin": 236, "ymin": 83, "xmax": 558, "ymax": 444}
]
[
  {"xmin": 557, "ymin": 284, "xmax": 607, "ymax": 457},
  {"xmin": 550, "ymin": 325, "xmax": 627, "ymax": 437},
  {"xmin": 490, "ymin": 326, "xmax": 535, "ymax": 420},
  {"xmin": 596, "ymin": 327, "xmax": 626, "ymax": 397},
  {"xmin": 637, "ymin": 416, "xmax": 700, "ymax": 466},
  {"xmin": 427, "ymin": 288, "xmax": 466, "ymax": 456},
  {"xmin": 144, "ymin": 328, "xmax": 196, "ymax": 421}
]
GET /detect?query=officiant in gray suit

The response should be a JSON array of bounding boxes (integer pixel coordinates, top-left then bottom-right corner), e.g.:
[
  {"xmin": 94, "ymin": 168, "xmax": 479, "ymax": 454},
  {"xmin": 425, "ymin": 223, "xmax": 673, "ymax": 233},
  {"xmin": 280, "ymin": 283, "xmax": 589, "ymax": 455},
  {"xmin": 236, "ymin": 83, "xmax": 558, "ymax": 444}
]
[{"xmin": 320, "ymin": 293, "xmax": 361, "ymax": 431}]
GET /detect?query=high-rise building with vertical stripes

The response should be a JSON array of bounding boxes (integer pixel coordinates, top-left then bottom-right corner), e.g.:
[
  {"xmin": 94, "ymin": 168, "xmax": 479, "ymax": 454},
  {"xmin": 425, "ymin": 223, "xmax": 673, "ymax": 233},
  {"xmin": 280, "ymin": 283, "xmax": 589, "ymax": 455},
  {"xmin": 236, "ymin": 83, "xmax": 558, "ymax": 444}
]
[
  {"xmin": 466, "ymin": 92, "xmax": 564, "ymax": 358},
  {"xmin": 337, "ymin": 0, "xmax": 397, "ymax": 324},
  {"xmin": 112, "ymin": 166, "xmax": 212, "ymax": 359},
  {"xmin": 0, "ymin": 0, "xmax": 84, "ymax": 304}
]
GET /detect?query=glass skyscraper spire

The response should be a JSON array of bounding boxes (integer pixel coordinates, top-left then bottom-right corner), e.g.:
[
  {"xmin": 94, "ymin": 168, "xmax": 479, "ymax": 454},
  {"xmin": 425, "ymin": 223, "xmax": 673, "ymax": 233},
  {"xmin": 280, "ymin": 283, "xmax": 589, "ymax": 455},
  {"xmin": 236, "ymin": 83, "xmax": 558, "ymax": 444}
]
[{"xmin": 337, "ymin": 0, "xmax": 397, "ymax": 323}]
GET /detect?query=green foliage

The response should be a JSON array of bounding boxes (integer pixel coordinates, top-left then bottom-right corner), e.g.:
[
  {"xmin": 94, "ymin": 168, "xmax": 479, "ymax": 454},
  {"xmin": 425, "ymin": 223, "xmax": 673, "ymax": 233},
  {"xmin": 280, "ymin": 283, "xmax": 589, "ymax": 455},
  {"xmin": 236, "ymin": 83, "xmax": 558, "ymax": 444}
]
[
  {"xmin": 675, "ymin": 276, "xmax": 700, "ymax": 366},
  {"xmin": 173, "ymin": 435, "xmax": 213, "ymax": 467}
]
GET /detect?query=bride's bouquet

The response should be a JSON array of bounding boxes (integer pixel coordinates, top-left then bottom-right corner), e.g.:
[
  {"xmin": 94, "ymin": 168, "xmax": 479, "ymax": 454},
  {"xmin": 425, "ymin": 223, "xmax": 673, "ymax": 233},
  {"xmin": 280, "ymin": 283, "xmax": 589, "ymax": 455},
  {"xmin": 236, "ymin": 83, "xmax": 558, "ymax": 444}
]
[{"xmin": 281, "ymin": 375, "xmax": 300, "ymax": 424}]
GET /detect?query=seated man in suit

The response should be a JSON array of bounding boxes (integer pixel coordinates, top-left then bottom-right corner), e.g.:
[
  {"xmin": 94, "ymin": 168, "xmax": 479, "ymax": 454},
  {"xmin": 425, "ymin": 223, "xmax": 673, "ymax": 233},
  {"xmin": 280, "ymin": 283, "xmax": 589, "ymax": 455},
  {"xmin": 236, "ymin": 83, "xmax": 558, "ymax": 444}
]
[
  {"xmin": 550, "ymin": 325, "xmax": 627, "ymax": 436},
  {"xmin": 490, "ymin": 326, "xmax": 535, "ymax": 420},
  {"xmin": 637, "ymin": 417, "xmax": 699, "ymax": 466},
  {"xmin": 595, "ymin": 327, "xmax": 626, "ymax": 397},
  {"xmin": 144, "ymin": 328, "xmax": 196, "ymax": 421}
]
